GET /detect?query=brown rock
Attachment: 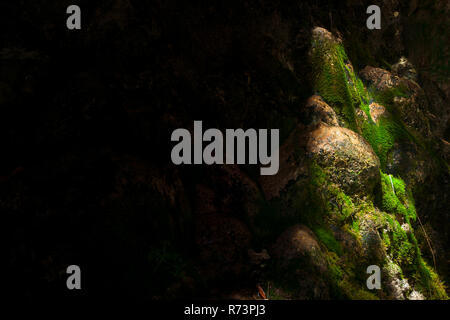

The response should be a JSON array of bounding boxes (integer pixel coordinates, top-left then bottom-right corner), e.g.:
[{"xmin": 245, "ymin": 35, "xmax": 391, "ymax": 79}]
[
  {"xmin": 311, "ymin": 26, "xmax": 342, "ymax": 45},
  {"xmin": 359, "ymin": 66, "xmax": 400, "ymax": 91},
  {"xmin": 302, "ymin": 95, "xmax": 340, "ymax": 127},
  {"xmin": 306, "ymin": 124, "xmax": 380, "ymax": 195}
]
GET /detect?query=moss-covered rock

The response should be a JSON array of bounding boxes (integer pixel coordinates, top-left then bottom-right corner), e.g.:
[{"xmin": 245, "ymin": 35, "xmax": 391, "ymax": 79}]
[{"xmin": 306, "ymin": 124, "xmax": 380, "ymax": 195}]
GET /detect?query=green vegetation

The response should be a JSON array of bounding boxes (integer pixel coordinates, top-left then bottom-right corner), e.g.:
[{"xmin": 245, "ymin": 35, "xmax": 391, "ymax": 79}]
[
  {"xmin": 310, "ymin": 36, "xmax": 418, "ymax": 169},
  {"xmin": 308, "ymin": 34, "xmax": 448, "ymax": 299},
  {"xmin": 379, "ymin": 171, "xmax": 447, "ymax": 298},
  {"xmin": 313, "ymin": 227, "xmax": 343, "ymax": 256},
  {"xmin": 310, "ymin": 39, "xmax": 357, "ymax": 130}
]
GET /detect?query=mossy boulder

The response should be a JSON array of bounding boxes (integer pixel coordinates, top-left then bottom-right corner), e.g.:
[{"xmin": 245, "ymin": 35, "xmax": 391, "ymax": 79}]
[{"xmin": 306, "ymin": 124, "xmax": 380, "ymax": 195}]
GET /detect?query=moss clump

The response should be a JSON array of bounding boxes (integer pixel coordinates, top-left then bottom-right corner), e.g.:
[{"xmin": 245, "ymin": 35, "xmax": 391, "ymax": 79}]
[
  {"xmin": 310, "ymin": 40, "xmax": 357, "ymax": 130},
  {"xmin": 313, "ymin": 227, "xmax": 343, "ymax": 256},
  {"xmin": 380, "ymin": 172, "xmax": 416, "ymax": 222},
  {"xmin": 335, "ymin": 190, "xmax": 355, "ymax": 221},
  {"xmin": 379, "ymin": 171, "xmax": 448, "ymax": 299},
  {"xmin": 414, "ymin": 258, "xmax": 448, "ymax": 300},
  {"xmin": 361, "ymin": 117, "xmax": 408, "ymax": 169},
  {"xmin": 374, "ymin": 84, "xmax": 410, "ymax": 108},
  {"xmin": 325, "ymin": 250, "xmax": 379, "ymax": 300},
  {"xmin": 253, "ymin": 162, "xmax": 330, "ymax": 246}
]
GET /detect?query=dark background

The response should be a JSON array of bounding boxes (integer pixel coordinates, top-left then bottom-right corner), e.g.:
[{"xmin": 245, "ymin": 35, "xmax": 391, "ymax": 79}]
[{"xmin": 2, "ymin": 0, "xmax": 449, "ymax": 302}]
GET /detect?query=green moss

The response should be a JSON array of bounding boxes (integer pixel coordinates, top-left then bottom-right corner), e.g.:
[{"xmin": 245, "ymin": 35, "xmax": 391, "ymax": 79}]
[
  {"xmin": 310, "ymin": 41, "xmax": 357, "ymax": 130},
  {"xmin": 335, "ymin": 191, "xmax": 354, "ymax": 220},
  {"xmin": 310, "ymin": 38, "xmax": 415, "ymax": 169},
  {"xmin": 309, "ymin": 31, "xmax": 448, "ymax": 300},
  {"xmin": 415, "ymin": 259, "xmax": 448, "ymax": 300},
  {"xmin": 253, "ymin": 162, "xmax": 330, "ymax": 246},
  {"xmin": 362, "ymin": 116, "xmax": 409, "ymax": 168},
  {"xmin": 374, "ymin": 84, "xmax": 410, "ymax": 108},
  {"xmin": 326, "ymin": 252, "xmax": 344, "ymax": 281},
  {"xmin": 325, "ymin": 250, "xmax": 379, "ymax": 300},
  {"xmin": 378, "ymin": 171, "xmax": 448, "ymax": 299},
  {"xmin": 313, "ymin": 227, "xmax": 343, "ymax": 256},
  {"xmin": 380, "ymin": 172, "xmax": 411, "ymax": 218},
  {"xmin": 382, "ymin": 230, "xmax": 391, "ymax": 249},
  {"xmin": 351, "ymin": 219, "xmax": 360, "ymax": 234},
  {"xmin": 340, "ymin": 280, "xmax": 380, "ymax": 300},
  {"xmin": 392, "ymin": 220, "xmax": 415, "ymax": 266}
]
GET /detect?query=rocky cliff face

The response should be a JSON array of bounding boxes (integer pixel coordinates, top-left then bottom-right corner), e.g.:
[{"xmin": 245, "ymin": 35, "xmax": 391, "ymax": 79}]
[{"xmin": 2, "ymin": 0, "xmax": 449, "ymax": 300}]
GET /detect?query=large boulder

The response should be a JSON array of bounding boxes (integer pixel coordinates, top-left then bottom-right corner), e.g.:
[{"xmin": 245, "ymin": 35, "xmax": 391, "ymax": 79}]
[
  {"xmin": 260, "ymin": 95, "xmax": 339, "ymax": 200},
  {"xmin": 306, "ymin": 124, "xmax": 380, "ymax": 195}
]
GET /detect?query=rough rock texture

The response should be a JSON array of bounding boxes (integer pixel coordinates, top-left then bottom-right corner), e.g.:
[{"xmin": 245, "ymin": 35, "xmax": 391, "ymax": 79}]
[
  {"xmin": 408, "ymin": 290, "xmax": 425, "ymax": 300},
  {"xmin": 359, "ymin": 66, "xmax": 401, "ymax": 91},
  {"xmin": 306, "ymin": 125, "xmax": 380, "ymax": 195},
  {"xmin": 360, "ymin": 215, "xmax": 387, "ymax": 264},
  {"xmin": 302, "ymin": 95, "xmax": 339, "ymax": 127},
  {"xmin": 311, "ymin": 26, "xmax": 341, "ymax": 46}
]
